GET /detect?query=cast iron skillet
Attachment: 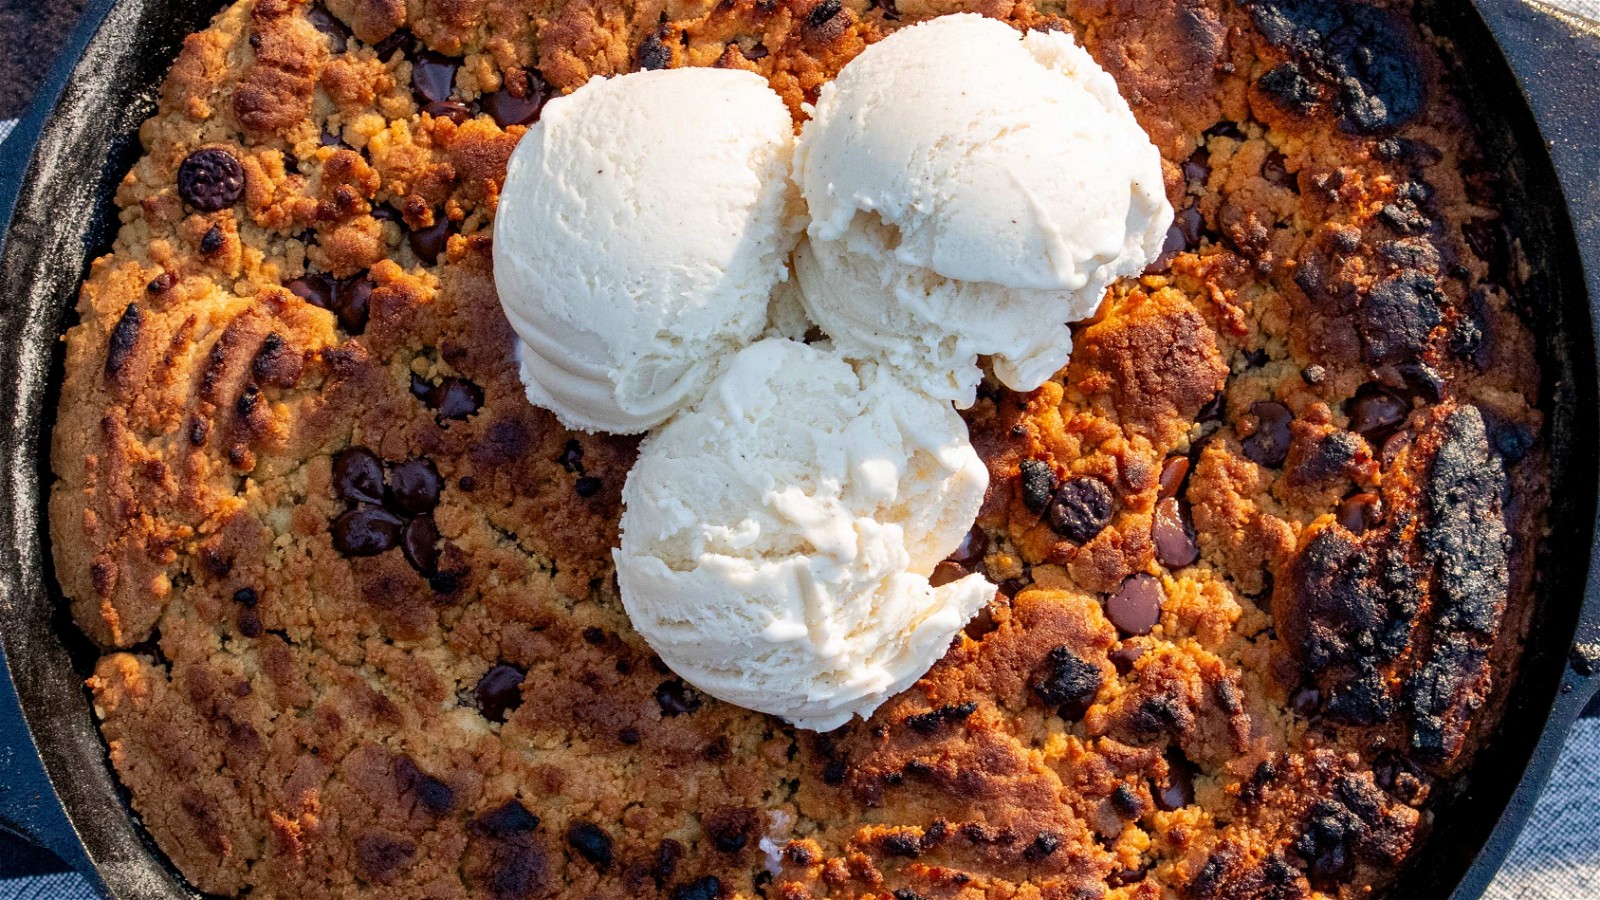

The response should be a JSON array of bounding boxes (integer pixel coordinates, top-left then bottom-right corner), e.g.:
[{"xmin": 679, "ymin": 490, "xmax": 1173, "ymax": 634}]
[{"xmin": 0, "ymin": 0, "xmax": 1597, "ymax": 897}]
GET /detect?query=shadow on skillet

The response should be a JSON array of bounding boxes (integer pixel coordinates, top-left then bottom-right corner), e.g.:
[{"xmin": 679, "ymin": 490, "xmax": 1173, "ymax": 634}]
[{"xmin": 0, "ymin": 0, "xmax": 1596, "ymax": 899}]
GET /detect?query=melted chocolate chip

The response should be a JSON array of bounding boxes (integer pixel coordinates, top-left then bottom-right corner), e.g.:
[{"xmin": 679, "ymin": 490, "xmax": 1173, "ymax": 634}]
[
  {"xmin": 1153, "ymin": 498, "xmax": 1199, "ymax": 569},
  {"xmin": 472, "ymin": 799, "xmax": 540, "ymax": 836},
  {"xmin": 567, "ymin": 821, "xmax": 614, "ymax": 871},
  {"xmin": 409, "ymin": 216, "xmax": 450, "ymax": 264},
  {"xmin": 1154, "ymin": 750, "xmax": 1197, "ymax": 811},
  {"xmin": 178, "ymin": 148, "xmax": 245, "ymax": 212},
  {"xmin": 1242, "ymin": 401, "xmax": 1293, "ymax": 468},
  {"xmin": 333, "ymin": 447, "xmax": 386, "ymax": 504},
  {"xmin": 331, "ymin": 506, "xmax": 405, "ymax": 556},
  {"xmin": 655, "ymin": 679, "xmax": 701, "ymax": 716},
  {"xmin": 1336, "ymin": 493, "xmax": 1383, "ymax": 534},
  {"xmin": 1182, "ymin": 147, "xmax": 1212, "ymax": 187},
  {"xmin": 474, "ymin": 664, "xmax": 527, "ymax": 723},
  {"xmin": 387, "ymin": 458, "xmax": 443, "ymax": 515},
  {"xmin": 401, "ymin": 514, "xmax": 440, "ymax": 574},
  {"xmin": 1347, "ymin": 384, "xmax": 1410, "ymax": 443},
  {"xmin": 286, "ymin": 272, "xmax": 335, "ymax": 309},
  {"xmin": 410, "ymin": 50, "xmax": 459, "ymax": 104},
  {"xmin": 1107, "ymin": 574, "xmax": 1164, "ymax": 636},
  {"xmin": 1158, "ymin": 456, "xmax": 1190, "ymax": 500},
  {"xmin": 435, "ymin": 377, "xmax": 483, "ymax": 419},
  {"xmin": 1047, "ymin": 477, "xmax": 1115, "ymax": 543},
  {"xmin": 484, "ymin": 84, "xmax": 549, "ymax": 128},
  {"xmin": 422, "ymin": 100, "xmax": 471, "ymax": 124},
  {"xmin": 333, "ymin": 274, "xmax": 374, "ymax": 333}
]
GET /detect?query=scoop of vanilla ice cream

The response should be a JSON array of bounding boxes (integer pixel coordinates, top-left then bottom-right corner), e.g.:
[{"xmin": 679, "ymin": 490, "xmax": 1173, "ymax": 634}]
[
  {"xmin": 792, "ymin": 14, "xmax": 1172, "ymax": 405},
  {"xmin": 494, "ymin": 67, "xmax": 801, "ymax": 433},
  {"xmin": 615, "ymin": 338, "xmax": 993, "ymax": 731}
]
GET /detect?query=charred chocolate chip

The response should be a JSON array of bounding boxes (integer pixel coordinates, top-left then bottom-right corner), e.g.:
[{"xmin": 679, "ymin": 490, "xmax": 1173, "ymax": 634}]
[
  {"xmin": 1018, "ymin": 459, "xmax": 1057, "ymax": 513},
  {"xmin": 671, "ymin": 877, "xmax": 722, "ymax": 900},
  {"xmin": 306, "ymin": 4, "xmax": 349, "ymax": 52},
  {"xmin": 387, "ymin": 457, "xmax": 443, "ymax": 515},
  {"xmin": 1047, "ymin": 477, "xmax": 1115, "ymax": 543},
  {"xmin": 1109, "ymin": 644, "xmax": 1144, "ymax": 676},
  {"xmin": 409, "ymin": 216, "xmax": 450, "ymax": 264},
  {"xmin": 948, "ymin": 526, "xmax": 988, "ymax": 567},
  {"xmin": 1346, "ymin": 384, "xmax": 1409, "ymax": 442},
  {"xmin": 434, "ymin": 377, "xmax": 483, "ymax": 420},
  {"xmin": 410, "ymin": 50, "xmax": 459, "ymax": 104},
  {"xmin": 1335, "ymin": 493, "xmax": 1383, "ymax": 534},
  {"xmin": 567, "ymin": 821, "xmax": 614, "ymax": 870},
  {"xmin": 472, "ymin": 799, "xmax": 540, "ymax": 835},
  {"xmin": 1153, "ymin": 498, "xmax": 1199, "ymax": 569},
  {"xmin": 656, "ymin": 679, "xmax": 701, "ymax": 716},
  {"xmin": 1031, "ymin": 646, "xmax": 1102, "ymax": 719},
  {"xmin": 1158, "ymin": 456, "xmax": 1190, "ymax": 500},
  {"xmin": 1107, "ymin": 574, "xmax": 1164, "ymax": 636},
  {"xmin": 177, "ymin": 148, "xmax": 245, "ymax": 212},
  {"xmin": 484, "ymin": 86, "xmax": 548, "ymax": 128},
  {"xmin": 287, "ymin": 272, "xmax": 335, "ymax": 309},
  {"xmin": 200, "ymin": 224, "xmax": 224, "ymax": 254},
  {"xmin": 333, "ymin": 447, "xmax": 386, "ymax": 504},
  {"xmin": 1154, "ymin": 750, "xmax": 1196, "ymax": 811},
  {"xmin": 331, "ymin": 506, "xmax": 405, "ymax": 556},
  {"xmin": 575, "ymin": 476, "xmax": 603, "ymax": 498},
  {"xmin": 401, "ymin": 514, "xmax": 440, "ymax": 574},
  {"xmin": 475, "ymin": 664, "xmax": 527, "ymax": 723},
  {"xmin": 1022, "ymin": 832, "xmax": 1060, "ymax": 862},
  {"xmin": 105, "ymin": 303, "xmax": 142, "ymax": 378},
  {"xmin": 1242, "ymin": 401, "xmax": 1293, "ymax": 468},
  {"xmin": 637, "ymin": 31, "xmax": 672, "ymax": 70},
  {"xmin": 422, "ymin": 100, "xmax": 471, "ymax": 124},
  {"xmin": 1494, "ymin": 422, "xmax": 1535, "ymax": 462},
  {"xmin": 333, "ymin": 274, "xmax": 374, "ymax": 333},
  {"xmin": 805, "ymin": 0, "xmax": 842, "ymax": 29}
]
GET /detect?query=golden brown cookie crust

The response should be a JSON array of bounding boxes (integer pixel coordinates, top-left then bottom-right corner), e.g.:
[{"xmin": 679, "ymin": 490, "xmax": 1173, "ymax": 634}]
[{"xmin": 51, "ymin": 0, "xmax": 1547, "ymax": 898}]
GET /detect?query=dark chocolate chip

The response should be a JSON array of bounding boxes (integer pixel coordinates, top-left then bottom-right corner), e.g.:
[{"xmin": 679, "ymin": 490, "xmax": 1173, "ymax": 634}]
[
  {"xmin": 1336, "ymin": 493, "xmax": 1383, "ymax": 534},
  {"xmin": 238, "ymin": 606, "xmax": 263, "ymax": 638},
  {"xmin": 371, "ymin": 28, "xmax": 412, "ymax": 60},
  {"xmin": 567, "ymin": 821, "xmax": 614, "ymax": 871},
  {"xmin": 575, "ymin": 476, "xmax": 603, "ymax": 498},
  {"xmin": 1346, "ymin": 384, "xmax": 1409, "ymax": 443},
  {"xmin": 1154, "ymin": 750, "xmax": 1196, "ymax": 811},
  {"xmin": 1494, "ymin": 422, "xmax": 1535, "ymax": 463},
  {"xmin": 742, "ymin": 41, "xmax": 771, "ymax": 59},
  {"xmin": 559, "ymin": 439, "xmax": 584, "ymax": 473},
  {"xmin": 948, "ymin": 526, "xmax": 988, "ymax": 567},
  {"xmin": 963, "ymin": 602, "xmax": 1001, "ymax": 641},
  {"xmin": 655, "ymin": 679, "xmax": 701, "ymax": 716},
  {"xmin": 408, "ymin": 216, "xmax": 450, "ymax": 264},
  {"xmin": 333, "ymin": 447, "xmax": 386, "ymax": 504},
  {"xmin": 422, "ymin": 100, "xmax": 471, "ymax": 124},
  {"xmin": 147, "ymin": 272, "xmax": 176, "ymax": 294},
  {"xmin": 410, "ymin": 50, "xmax": 459, "ymax": 104},
  {"xmin": 805, "ymin": 0, "xmax": 842, "ymax": 29},
  {"xmin": 483, "ymin": 85, "xmax": 549, "ymax": 128},
  {"xmin": 1153, "ymin": 498, "xmax": 1199, "ymax": 569},
  {"xmin": 1182, "ymin": 147, "xmax": 1212, "ymax": 188},
  {"xmin": 472, "ymin": 799, "xmax": 540, "ymax": 836},
  {"xmin": 333, "ymin": 273, "xmax": 374, "ymax": 333},
  {"xmin": 671, "ymin": 877, "xmax": 722, "ymax": 900},
  {"xmin": 387, "ymin": 457, "xmax": 443, "ymax": 515},
  {"xmin": 409, "ymin": 371, "xmax": 433, "ymax": 403},
  {"xmin": 331, "ymin": 505, "xmax": 405, "ymax": 556},
  {"xmin": 1022, "ymin": 832, "xmax": 1060, "ymax": 862},
  {"xmin": 1158, "ymin": 456, "xmax": 1190, "ymax": 500},
  {"xmin": 1107, "ymin": 574, "xmax": 1164, "ymax": 636},
  {"xmin": 474, "ymin": 664, "xmax": 527, "ymax": 723},
  {"xmin": 1204, "ymin": 120, "xmax": 1246, "ymax": 141},
  {"xmin": 1291, "ymin": 686, "xmax": 1322, "ymax": 717},
  {"xmin": 177, "ymin": 148, "xmax": 245, "ymax": 212},
  {"xmin": 286, "ymin": 272, "xmax": 335, "ymax": 310},
  {"xmin": 929, "ymin": 561, "xmax": 969, "ymax": 588},
  {"xmin": 434, "ymin": 377, "xmax": 483, "ymax": 420},
  {"xmin": 1198, "ymin": 390, "xmax": 1225, "ymax": 422},
  {"xmin": 233, "ymin": 587, "xmax": 259, "ymax": 607},
  {"xmin": 401, "ymin": 514, "xmax": 440, "ymax": 574},
  {"xmin": 1110, "ymin": 644, "xmax": 1144, "ymax": 675},
  {"xmin": 306, "ymin": 4, "xmax": 350, "ymax": 52},
  {"xmin": 1018, "ymin": 459, "xmax": 1057, "ymax": 513},
  {"xmin": 1242, "ymin": 401, "xmax": 1293, "ymax": 468},
  {"xmin": 1031, "ymin": 646, "xmax": 1102, "ymax": 719},
  {"xmin": 199, "ymin": 224, "xmax": 224, "ymax": 254},
  {"xmin": 1047, "ymin": 477, "xmax": 1114, "ymax": 543},
  {"xmin": 1262, "ymin": 151, "xmax": 1297, "ymax": 191}
]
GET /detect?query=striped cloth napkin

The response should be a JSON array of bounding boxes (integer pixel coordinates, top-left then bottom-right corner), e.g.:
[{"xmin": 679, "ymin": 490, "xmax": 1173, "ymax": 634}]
[{"xmin": 1, "ymin": 0, "xmax": 1599, "ymax": 896}]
